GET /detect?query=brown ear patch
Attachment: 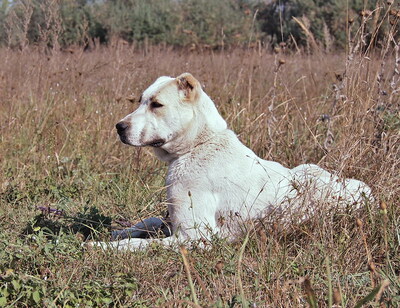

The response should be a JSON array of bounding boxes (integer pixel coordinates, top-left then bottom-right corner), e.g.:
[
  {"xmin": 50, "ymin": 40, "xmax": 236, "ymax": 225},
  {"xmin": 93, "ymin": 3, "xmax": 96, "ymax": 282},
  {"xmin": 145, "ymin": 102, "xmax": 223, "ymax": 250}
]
[{"xmin": 176, "ymin": 73, "xmax": 200, "ymax": 101}]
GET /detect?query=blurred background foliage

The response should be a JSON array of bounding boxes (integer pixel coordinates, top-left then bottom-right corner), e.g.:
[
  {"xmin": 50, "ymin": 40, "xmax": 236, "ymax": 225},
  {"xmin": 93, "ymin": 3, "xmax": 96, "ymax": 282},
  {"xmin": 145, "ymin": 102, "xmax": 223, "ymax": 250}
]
[{"xmin": 0, "ymin": 0, "xmax": 398, "ymax": 50}]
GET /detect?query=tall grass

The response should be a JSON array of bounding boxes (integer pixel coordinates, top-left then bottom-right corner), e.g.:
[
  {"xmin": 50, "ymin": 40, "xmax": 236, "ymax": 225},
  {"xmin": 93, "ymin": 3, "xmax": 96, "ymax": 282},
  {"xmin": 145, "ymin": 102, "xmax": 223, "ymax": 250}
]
[{"xmin": 0, "ymin": 42, "xmax": 399, "ymax": 306}]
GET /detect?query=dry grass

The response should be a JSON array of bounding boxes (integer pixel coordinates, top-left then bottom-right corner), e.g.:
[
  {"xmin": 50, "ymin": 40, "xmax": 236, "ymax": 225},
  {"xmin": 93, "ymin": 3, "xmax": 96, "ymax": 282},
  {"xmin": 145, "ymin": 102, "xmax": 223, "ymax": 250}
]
[{"xmin": 0, "ymin": 44, "xmax": 399, "ymax": 307}]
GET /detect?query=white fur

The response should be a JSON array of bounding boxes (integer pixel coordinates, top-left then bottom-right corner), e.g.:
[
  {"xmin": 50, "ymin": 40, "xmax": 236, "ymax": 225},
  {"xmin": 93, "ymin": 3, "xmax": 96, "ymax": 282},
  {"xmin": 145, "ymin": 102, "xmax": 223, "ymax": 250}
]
[{"xmin": 90, "ymin": 73, "xmax": 373, "ymax": 251}]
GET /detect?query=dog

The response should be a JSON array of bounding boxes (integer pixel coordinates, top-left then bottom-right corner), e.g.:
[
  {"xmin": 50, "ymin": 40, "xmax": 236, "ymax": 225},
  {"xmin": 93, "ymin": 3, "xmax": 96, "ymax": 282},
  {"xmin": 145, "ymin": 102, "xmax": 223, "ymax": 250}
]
[{"xmin": 90, "ymin": 73, "xmax": 373, "ymax": 251}]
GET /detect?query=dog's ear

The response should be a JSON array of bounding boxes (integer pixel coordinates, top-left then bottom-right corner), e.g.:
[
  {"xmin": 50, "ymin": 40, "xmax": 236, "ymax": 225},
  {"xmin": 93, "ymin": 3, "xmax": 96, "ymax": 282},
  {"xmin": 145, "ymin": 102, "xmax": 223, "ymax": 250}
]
[{"xmin": 176, "ymin": 73, "xmax": 200, "ymax": 102}]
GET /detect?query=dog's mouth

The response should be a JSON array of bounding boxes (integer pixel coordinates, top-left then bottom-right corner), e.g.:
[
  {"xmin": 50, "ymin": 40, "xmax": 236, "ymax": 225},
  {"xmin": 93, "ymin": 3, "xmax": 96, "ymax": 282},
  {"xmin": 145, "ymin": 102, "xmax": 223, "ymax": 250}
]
[
  {"xmin": 118, "ymin": 135, "xmax": 130, "ymax": 145},
  {"xmin": 146, "ymin": 139, "xmax": 165, "ymax": 147},
  {"xmin": 117, "ymin": 132, "xmax": 165, "ymax": 147}
]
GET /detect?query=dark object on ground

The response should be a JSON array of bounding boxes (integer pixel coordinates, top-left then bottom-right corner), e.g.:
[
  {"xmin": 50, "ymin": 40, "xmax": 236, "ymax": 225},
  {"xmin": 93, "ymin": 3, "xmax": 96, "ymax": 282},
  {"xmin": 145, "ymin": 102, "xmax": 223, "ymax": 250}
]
[{"xmin": 111, "ymin": 217, "xmax": 171, "ymax": 240}]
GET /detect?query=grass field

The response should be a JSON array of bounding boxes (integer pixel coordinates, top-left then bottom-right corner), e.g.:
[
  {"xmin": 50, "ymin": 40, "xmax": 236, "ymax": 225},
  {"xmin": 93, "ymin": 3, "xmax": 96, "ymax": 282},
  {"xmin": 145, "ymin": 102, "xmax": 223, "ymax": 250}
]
[{"xmin": 0, "ymin": 44, "xmax": 399, "ymax": 307}]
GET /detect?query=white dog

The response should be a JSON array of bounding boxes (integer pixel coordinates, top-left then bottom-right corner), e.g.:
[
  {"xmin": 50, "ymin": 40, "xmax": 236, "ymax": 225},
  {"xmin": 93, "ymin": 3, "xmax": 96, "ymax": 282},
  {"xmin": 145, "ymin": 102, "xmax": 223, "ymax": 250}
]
[{"xmin": 92, "ymin": 73, "xmax": 372, "ymax": 250}]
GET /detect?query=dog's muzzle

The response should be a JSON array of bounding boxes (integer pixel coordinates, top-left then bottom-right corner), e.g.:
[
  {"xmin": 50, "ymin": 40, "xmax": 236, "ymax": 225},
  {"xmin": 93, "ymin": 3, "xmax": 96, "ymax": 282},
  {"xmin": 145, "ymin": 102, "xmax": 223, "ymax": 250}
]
[{"xmin": 116, "ymin": 121, "xmax": 165, "ymax": 147}]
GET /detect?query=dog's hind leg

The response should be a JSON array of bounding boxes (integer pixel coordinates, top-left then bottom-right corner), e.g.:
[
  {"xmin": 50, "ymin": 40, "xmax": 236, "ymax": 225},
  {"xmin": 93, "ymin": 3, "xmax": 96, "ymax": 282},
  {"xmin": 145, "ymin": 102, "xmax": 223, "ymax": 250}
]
[
  {"xmin": 291, "ymin": 163, "xmax": 334, "ymax": 178},
  {"xmin": 111, "ymin": 217, "xmax": 171, "ymax": 240}
]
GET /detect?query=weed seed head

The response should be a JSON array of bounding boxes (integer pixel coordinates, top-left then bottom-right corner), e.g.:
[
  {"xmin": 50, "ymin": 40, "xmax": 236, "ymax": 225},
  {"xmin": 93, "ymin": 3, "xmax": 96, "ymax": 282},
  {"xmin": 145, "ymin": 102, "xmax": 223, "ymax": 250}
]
[
  {"xmin": 360, "ymin": 10, "xmax": 372, "ymax": 17},
  {"xmin": 368, "ymin": 261, "xmax": 376, "ymax": 272},
  {"xmin": 333, "ymin": 288, "xmax": 342, "ymax": 305},
  {"xmin": 215, "ymin": 261, "xmax": 224, "ymax": 273},
  {"xmin": 180, "ymin": 245, "xmax": 188, "ymax": 256}
]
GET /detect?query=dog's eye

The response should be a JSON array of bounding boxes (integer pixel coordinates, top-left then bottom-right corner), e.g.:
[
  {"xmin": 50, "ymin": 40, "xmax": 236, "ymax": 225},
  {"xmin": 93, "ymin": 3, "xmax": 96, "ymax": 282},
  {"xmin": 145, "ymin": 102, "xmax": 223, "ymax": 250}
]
[{"xmin": 150, "ymin": 101, "xmax": 164, "ymax": 109}]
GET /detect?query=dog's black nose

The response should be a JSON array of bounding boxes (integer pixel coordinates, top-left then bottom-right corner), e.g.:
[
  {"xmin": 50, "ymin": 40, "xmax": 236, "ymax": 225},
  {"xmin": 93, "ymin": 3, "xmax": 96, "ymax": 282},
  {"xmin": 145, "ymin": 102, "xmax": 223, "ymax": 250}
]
[{"xmin": 116, "ymin": 121, "xmax": 129, "ymax": 133}]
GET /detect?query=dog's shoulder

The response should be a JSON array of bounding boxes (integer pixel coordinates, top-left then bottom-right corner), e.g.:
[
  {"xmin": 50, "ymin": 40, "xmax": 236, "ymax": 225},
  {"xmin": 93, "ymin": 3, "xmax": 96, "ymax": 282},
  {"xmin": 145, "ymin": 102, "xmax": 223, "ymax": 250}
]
[{"xmin": 167, "ymin": 130, "xmax": 254, "ymax": 181}]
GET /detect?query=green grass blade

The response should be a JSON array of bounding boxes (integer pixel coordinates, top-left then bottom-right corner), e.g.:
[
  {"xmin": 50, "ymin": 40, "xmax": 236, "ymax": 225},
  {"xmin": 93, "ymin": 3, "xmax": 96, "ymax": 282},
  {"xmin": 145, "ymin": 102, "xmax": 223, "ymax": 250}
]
[{"xmin": 354, "ymin": 285, "xmax": 381, "ymax": 308}]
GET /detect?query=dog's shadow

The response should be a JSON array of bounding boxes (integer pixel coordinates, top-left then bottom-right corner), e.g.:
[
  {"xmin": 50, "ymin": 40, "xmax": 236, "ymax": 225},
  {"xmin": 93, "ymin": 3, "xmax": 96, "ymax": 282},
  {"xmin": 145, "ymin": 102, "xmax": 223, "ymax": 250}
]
[{"xmin": 23, "ymin": 205, "xmax": 171, "ymax": 241}]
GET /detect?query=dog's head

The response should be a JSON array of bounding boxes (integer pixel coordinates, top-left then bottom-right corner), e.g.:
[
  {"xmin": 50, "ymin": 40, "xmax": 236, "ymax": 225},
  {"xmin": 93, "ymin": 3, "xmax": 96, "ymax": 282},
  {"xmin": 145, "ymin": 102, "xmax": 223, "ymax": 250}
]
[
  {"xmin": 117, "ymin": 73, "xmax": 219, "ymax": 155},
  {"xmin": 116, "ymin": 73, "xmax": 201, "ymax": 147}
]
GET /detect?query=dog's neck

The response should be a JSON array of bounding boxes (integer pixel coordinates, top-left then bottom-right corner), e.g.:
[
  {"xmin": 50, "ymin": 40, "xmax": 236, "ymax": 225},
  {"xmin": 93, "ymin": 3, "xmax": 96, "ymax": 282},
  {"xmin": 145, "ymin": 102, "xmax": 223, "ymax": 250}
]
[
  {"xmin": 153, "ymin": 92, "xmax": 227, "ymax": 163},
  {"xmin": 197, "ymin": 91, "xmax": 227, "ymax": 133}
]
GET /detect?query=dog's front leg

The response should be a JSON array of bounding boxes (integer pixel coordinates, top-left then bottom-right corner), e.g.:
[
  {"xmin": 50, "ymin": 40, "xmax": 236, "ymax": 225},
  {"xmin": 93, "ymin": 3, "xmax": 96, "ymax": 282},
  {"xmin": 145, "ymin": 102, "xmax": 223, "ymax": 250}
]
[
  {"xmin": 87, "ymin": 192, "xmax": 220, "ymax": 251},
  {"xmin": 166, "ymin": 190, "xmax": 221, "ymax": 246},
  {"xmin": 87, "ymin": 235, "xmax": 184, "ymax": 251},
  {"xmin": 87, "ymin": 221, "xmax": 215, "ymax": 251}
]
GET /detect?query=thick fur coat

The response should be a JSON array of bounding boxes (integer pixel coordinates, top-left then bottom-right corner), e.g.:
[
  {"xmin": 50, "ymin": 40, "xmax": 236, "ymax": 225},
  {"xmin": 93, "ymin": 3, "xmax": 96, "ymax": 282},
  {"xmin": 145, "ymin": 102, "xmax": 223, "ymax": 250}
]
[{"xmin": 92, "ymin": 73, "xmax": 372, "ymax": 250}]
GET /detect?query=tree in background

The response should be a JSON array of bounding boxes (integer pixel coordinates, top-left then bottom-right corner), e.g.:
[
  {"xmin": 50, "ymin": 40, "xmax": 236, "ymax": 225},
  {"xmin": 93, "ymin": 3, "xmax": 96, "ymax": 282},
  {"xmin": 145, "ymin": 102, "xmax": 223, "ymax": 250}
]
[
  {"xmin": 0, "ymin": 0, "xmax": 398, "ymax": 50},
  {"xmin": 0, "ymin": 0, "xmax": 257, "ymax": 49},
  {"xmin": 0, "ymin": 0, "xmax": 8, "ymax": 44},
  {"xmin": 176, "ymin": 0, "xmax": 256, "ymax": 47},
  {"xmin": 97, "ymin": 0, "xmax": 179, "ymax": 44},
  {"xmin": 257, "ymin": 0, "xmax": 397, "ymax": 50},
  {"xmin": 94, "ymin": 0, "xmax": 256, "ymax": 47}
]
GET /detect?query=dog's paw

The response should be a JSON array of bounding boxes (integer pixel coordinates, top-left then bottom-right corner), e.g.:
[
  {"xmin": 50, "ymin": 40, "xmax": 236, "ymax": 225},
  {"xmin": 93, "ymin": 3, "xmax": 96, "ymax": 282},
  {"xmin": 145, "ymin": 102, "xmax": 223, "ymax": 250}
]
[
  {"xmin": 82, "ymin": 240, "xmax": 110, "ymax": 250},
  {"xmin": 114, "ymin": 238, "xmax": 148, "ymax": 251},
  {"xmin": 82, "ymin": 238, "xmax": 148, "ymax": 251}
]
